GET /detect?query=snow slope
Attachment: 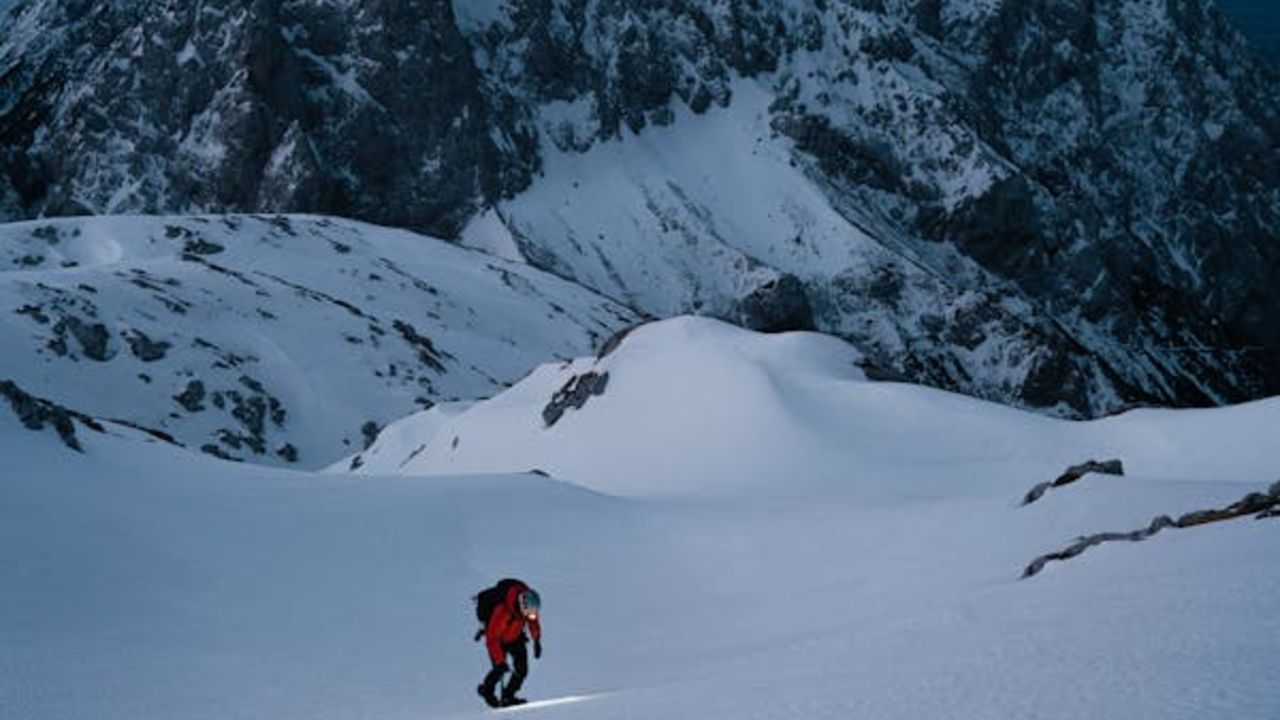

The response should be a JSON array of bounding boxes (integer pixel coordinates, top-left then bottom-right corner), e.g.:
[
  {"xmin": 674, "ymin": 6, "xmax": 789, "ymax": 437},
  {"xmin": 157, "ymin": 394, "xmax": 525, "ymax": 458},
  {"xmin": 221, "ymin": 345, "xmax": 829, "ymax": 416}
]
[
  {"xmin": 478, "ymin": 80, "xmax": 1080, "ymax": 415},
  {"xmin": 6, "ymin": 316, "xmax": 1278, "ymax": 720},
  {"xmin": 489, "ymin": 81, "xmax": 881, "ymax": 317},
  {"xmin": 0, "ymin": 215, "xmax": 637, "ymax": 467}
]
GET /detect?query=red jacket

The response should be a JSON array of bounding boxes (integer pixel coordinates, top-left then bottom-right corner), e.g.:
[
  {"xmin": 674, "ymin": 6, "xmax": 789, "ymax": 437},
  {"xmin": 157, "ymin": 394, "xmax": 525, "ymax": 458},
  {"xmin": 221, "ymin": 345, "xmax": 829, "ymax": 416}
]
[{"xmin": 485, "ymin": 582, "xmax": 541, "ymax": 665}]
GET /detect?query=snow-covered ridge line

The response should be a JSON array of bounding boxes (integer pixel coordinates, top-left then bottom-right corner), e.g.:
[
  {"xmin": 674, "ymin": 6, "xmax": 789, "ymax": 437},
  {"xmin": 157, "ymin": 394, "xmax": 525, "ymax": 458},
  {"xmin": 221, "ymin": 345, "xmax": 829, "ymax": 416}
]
[
  {"xmin": 0, "ymin": 214, "xmax": 638, "ymax": 467},
  {"xmin": 348, "ymin": 316, "xmax": 1280, "ymax": 500}
]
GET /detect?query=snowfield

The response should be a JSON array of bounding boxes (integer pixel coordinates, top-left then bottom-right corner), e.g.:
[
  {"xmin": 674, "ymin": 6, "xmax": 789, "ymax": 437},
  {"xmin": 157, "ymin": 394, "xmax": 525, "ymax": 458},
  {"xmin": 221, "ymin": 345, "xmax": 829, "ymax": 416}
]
[{"xmin": 4, "ymin": 317, "xmax": 1279, "ymax": 720}]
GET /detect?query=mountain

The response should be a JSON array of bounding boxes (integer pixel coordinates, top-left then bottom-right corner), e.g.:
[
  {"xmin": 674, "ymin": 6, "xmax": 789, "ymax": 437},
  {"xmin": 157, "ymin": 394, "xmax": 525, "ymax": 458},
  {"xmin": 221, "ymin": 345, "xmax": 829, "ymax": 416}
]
[
  {"xmin": 0, "ymin": 214, "xmax": 637, "ymax": 466},
  {"xmin": 6, "ymin": 316, "xmax": 1279, "ymax": 719},
  {"xmin": 1, "ymin": 0, "xmax": 1276, "ymax": 417}
]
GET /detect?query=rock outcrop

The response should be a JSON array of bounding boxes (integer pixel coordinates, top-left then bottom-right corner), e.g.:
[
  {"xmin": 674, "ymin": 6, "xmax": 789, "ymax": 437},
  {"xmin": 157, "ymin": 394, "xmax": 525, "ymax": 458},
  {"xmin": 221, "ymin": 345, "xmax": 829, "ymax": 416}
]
[
  {"xmin": 542, "ymin": 371, "xmax": 609, "ymax": 428},
  {"xmin": 0, "ymin": 378, "xmax": 101, "ymax": 451},
  {"xmin": 1023, "ymin": 480, "xmax": 1280, "ymax": 578},
  {"xmin": 1023, "ymin": 459, "xmax": 1125, "ymax": 505}
]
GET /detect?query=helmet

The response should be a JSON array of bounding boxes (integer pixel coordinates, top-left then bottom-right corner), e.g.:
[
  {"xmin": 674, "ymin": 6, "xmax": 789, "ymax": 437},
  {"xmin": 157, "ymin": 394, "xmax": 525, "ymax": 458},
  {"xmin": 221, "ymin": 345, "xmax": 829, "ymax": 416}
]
[{"xmin": 518, "ymin": 589, "xmax": 541, "ymax": 618}]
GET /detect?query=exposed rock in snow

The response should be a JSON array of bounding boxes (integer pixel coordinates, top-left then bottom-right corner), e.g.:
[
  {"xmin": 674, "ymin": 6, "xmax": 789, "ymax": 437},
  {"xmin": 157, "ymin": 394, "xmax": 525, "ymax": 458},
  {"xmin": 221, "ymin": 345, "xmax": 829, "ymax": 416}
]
[
  {"xmin": 542, "ymin": 370, "xmax": 609, "ymax": 428},
  {"xmin": 1024, "ymin": 480, "xmax": 1280, "ymax": 577},
  {"xmin": 0, "ymin": 378, "xmax": 102, "ymax": 451},
  {"xmin": 0, "ymin": 214, "xmax": 638, "ymax": 466},
  {"xmin": 731, "ymin": 274, "xmax": 816, "ymax": 334},
  {"xmin": 1175, "ymin": 490, "xmax": 1280, "ymax": 528},
  {"xmin": 1023, "ymin": 514, "xmax": 1178, "ymax": 579},
  {"xmin": 1023, "ymin": 458, "xmax": 1125, "ymax": 505}
]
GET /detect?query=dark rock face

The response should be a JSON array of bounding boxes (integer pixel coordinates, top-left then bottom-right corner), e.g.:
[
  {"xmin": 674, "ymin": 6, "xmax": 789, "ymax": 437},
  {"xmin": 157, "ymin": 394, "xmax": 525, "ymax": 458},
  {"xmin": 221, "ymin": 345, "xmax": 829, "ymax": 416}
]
[
  {"xmin": 173, "ymin": 381, "xmax": 206, "ymax": 413},
  {"xmin": 950, "ymin": 0, "xmax": 1280, "ymax": 410},
  {"xmin": 1023, "ymin": 458, "xmax": 1125, "ymax": 505},
  {"xmin": 125, "ymin": 329, "xmax": 171, "ymax": 362},
  {"xmin": 0, "ymin": 379, "xmax": 102, "ymax": 451},
  {"xmin": 392, "ymin": 320, "xmax": 447, "ymax": 373},
  {"xmin": 462, "ymin": 1, "xmax": 796, "ymax": 144},
  {"xmin": 1056, "ymin": 460, "xmax": 1125, "ymax": 486},
  {"xmin": 731, "ymin": 275, "xmax": 816, "ymax": 334},
  {"xmin": 1, "ymin": 0, "xmax": 1276, "ymax": 417},
  {"xmin": 42, "ymin": 314, "xmax": 114, "ymax": 362},
  {"xmin": 542, "ymin": 371, "xmax": 609, "ymax": 428},
  {"xmin": 361, "ymin": 420, "xmax": 381, "ymax": 450},
  {"xmin": 1023, "ymin": 514, "xmax": 1177, "ymax": 579},
  {"xmin": 0, "ymin": 0, "xmax": 508, "ymax": 237},
  {"xmin": 1175, "ymin": 491, "xmax": 1279, "ymax": 528}
]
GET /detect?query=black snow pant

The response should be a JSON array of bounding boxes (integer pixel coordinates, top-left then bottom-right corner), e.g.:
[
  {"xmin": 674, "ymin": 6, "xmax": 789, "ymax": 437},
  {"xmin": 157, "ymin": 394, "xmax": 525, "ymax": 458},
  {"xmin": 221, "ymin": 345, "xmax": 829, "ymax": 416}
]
[{"xmin": 482, "ymin": 637, "xmax": 529, "ymax": 699}]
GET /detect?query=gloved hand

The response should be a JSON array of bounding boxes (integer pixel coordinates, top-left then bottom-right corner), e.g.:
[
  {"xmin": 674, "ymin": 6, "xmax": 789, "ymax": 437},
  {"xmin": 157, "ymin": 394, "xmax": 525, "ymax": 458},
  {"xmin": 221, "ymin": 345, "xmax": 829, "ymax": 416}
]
[
  {"xmin": 493, "ymin": 662, "xmax": 509, "ymax": 674},
  {"xmin": 533, "ymin": 639, "xmax": 542, "ymax": 659}
]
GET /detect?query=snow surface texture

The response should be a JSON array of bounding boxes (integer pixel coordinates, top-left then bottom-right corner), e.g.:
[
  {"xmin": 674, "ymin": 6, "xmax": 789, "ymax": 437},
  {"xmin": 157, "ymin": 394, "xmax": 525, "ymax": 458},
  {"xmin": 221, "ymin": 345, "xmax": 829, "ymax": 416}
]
[
  {"xmin": 0, "ymin": 215, "xmax": 637, "ymax": 466},
  {"xmin": 5, "ymin": 317, "xmax": 1279, "ymax": 720}
]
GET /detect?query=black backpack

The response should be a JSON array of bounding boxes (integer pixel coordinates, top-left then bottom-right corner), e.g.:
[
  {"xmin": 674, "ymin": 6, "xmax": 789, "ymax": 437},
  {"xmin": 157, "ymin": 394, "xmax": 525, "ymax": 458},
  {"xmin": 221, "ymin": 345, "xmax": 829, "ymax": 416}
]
[{"xmin": 474, "ymin": 578, "xmax": 524, "ymax": 625}]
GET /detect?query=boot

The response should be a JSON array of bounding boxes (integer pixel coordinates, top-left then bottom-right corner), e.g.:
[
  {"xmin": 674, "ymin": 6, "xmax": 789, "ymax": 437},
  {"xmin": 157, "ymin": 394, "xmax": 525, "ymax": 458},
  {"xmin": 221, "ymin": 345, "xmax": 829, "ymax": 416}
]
[
  {"xmin": 500, "ymin": 693, "xmax": 527, "ymax": 707},
  {"xmin": 477, "ymin": 684, "xmax": 500, "ymax": 709}
]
